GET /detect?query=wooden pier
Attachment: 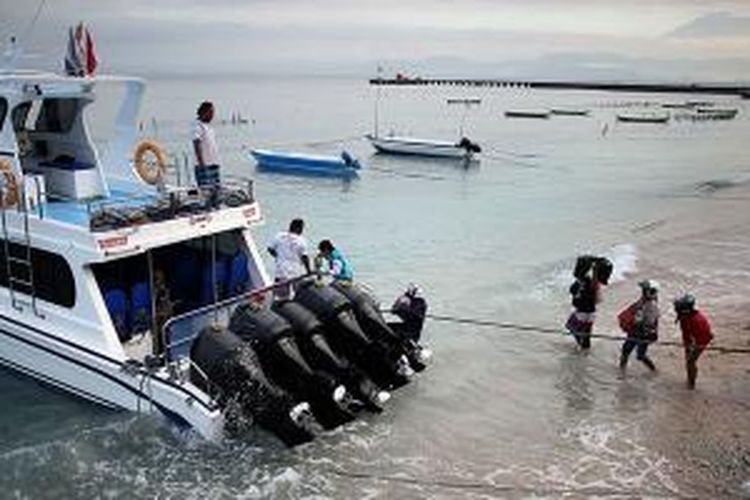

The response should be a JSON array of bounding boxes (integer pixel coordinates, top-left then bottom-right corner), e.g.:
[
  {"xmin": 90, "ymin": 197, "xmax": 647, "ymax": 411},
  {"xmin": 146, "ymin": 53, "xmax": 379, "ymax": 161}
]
[{"xmin": 369, "ymin": 78, "xmax": 750, "ymax": 96}]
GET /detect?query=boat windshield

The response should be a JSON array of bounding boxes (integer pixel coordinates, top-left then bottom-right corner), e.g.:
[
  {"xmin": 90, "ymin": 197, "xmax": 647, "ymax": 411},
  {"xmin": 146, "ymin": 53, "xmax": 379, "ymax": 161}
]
[{"xmin": 92, "ymin": 228, "xmax": 255, "ymax": 361}]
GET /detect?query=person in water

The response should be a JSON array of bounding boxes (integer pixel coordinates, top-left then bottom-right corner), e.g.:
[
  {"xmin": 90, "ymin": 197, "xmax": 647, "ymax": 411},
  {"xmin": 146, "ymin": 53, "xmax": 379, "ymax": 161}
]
[
  {"xmin": 566, "ymin": 256, "xmax": 612, "ymax": 350},
  {"xmin": 316, "ymin": 240, "xmax": 353, "ymax": 282},
  {"xmin": 618, "ymin": 280, "xmax": 659, "ymax": 371},
  {"xmin": 390, "ymin": 283, "xmax": 427, "ymax": 343},
  {"xmin": 192, "ymin": 101, "xmax": 221, "ymax": 205},
  {"xmin": 674, "ymin": 294, "xmax": 713, "ymax": 389},
  {"xmin": 268, "ymin": 219, "xmax": 311, "ymax": 296}
]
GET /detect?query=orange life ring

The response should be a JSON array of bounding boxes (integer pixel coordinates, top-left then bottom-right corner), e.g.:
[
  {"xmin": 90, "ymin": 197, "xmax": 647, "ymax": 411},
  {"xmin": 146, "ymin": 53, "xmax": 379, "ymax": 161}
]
[
  {"xmin": 0, "ymin": 159, "xmax": 19, "ymax": 208},
  {"xmin": 133, "ymin": 139, "xmax": 168, "ymax": 185}
]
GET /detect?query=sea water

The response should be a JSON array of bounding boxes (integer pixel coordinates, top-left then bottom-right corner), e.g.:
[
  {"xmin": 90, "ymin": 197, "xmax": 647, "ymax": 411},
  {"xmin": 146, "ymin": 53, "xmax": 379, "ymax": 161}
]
[{"xmin": 1, "ymin": 75, "xmax": 748, "ymax": 497}]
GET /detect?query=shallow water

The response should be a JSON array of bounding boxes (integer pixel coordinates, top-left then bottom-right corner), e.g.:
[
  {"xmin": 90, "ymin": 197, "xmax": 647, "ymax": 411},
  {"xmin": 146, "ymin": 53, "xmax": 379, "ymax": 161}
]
[{"xmin": 2, "ymin": 75, "xmax": 749, "ymax": 497}]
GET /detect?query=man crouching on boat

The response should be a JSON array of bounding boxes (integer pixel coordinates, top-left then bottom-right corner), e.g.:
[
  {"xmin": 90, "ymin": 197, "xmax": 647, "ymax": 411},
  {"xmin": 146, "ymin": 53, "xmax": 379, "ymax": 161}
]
[{"xmin": 315, "ymin": 240, "xmax": 354, "ymax": 282}]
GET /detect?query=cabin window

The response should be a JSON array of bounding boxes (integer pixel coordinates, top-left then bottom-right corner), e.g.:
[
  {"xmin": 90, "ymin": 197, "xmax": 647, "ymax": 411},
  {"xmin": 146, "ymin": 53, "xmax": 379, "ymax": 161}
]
[
  {"xmin": 35, "ymin": 98, "xmax": 79, "ymax": 133},
  {"xmin": 11, "ymin": 102, "xmax": 31, "ymax": 132},
  {"xmin": 0, "ymin": 244, "xmax": 76, "ymax": 308},
  {"xmin": 92, "ymin": 230, "xmax": 253, "ymax": 348},
  {"xmin": 0, "ymin": 98, "xmax": 7, "ymax": 132}
]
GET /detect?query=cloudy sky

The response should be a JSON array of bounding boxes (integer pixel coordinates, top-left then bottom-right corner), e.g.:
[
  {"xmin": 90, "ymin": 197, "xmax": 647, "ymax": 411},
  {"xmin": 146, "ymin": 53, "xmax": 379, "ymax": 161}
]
[{"xmin": 1, "ymin": 0, "xmax": 750, "ymax": 81}]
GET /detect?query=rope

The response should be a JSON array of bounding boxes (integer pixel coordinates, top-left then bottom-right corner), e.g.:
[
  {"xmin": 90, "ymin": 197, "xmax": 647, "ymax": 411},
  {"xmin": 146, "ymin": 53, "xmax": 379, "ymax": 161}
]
[
  {"xmin": 424, "ymin": 313, "xmax": 750, "ymax": 354},
  {"xmin": 22, "ymin": 0, "xmax": 47, "ymax": 43},
  {"xmin": 326, "ymin": 467, "xmax": 694, "ymax": 499}
]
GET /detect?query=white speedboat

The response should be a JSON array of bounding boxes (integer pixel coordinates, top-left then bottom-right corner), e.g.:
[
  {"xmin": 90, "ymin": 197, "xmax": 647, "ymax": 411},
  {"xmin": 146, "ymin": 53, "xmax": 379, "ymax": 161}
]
[
  {"xmin": 0, "ymin": 70, "xmax": 431, "ymax": 446},
  {"xmin": 365, "ymin": 134, "xmax": 480, "ymax": 159}
]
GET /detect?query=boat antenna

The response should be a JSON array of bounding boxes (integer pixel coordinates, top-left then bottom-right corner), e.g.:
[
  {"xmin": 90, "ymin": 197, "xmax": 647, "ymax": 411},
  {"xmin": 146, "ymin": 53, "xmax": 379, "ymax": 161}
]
[
  {"xmin": 374, "ymin": 63, "xmax": 383, "ymax": 137},
  {"xmin": 23, "ymin": 0, "xmax": 48, "ymax": 43}
]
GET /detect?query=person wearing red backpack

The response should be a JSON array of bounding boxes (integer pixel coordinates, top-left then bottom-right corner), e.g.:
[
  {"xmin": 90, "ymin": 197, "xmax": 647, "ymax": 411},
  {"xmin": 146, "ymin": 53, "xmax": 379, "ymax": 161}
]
[
  {"xmin": 674, "ymin": 294, "xmax": 713, "ymax": 389},
  {"xmin": 618, "ymin": 280, "xmax": 659, "ymax": 371}
]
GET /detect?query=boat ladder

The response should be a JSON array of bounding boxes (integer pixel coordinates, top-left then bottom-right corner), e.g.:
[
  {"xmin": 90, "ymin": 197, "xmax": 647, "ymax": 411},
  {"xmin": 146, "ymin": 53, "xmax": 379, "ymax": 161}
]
[{"xmin": 1, "ymin": 180, "xmax": 43, "ymax": 318}]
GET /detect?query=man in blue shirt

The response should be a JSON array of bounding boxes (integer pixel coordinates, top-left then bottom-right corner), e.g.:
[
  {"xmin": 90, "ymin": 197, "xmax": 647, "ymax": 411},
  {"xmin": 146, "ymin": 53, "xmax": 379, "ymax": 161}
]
[{"xmin": 317, "ymin": 240, "xmax": 353, "ymax": 282}]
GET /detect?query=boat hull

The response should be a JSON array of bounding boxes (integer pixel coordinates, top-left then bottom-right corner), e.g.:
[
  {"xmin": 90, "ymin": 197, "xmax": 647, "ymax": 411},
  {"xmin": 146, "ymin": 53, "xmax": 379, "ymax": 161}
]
[
  {"xmin": 616, "ymin": 114, "xmax": 670, "ymax": 124},
  {"xmin": 365, "ymin": 135, "xmax": 471, "ymax": 159},
  {"xmin": 251, "ymin": 150, "xmax": 358, "ymax": 178},
  {"xmin": 0, "ymin": 315, "xmax": 224, "ymax": 440}
]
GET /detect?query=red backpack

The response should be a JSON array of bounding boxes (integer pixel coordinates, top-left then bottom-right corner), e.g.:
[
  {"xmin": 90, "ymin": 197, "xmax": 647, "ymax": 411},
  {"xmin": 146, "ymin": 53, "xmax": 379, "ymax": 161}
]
[{"xmin": 617, "ymin": 302, "xmax": 638, "ymax": 335}]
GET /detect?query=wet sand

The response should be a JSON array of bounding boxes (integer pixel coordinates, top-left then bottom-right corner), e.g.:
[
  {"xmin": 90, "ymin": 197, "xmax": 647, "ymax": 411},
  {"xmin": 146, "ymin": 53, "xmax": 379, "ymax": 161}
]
[{"xmin": 597, "ymin": 185, "xmax": 750, "ymax": 497}]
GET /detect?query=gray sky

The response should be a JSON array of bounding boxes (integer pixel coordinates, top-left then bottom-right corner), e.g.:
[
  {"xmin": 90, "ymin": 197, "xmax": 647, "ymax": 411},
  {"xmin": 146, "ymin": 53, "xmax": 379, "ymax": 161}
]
[{"xmin": 2, "ymin": 0, "xmax": 750, "ymax": 80}]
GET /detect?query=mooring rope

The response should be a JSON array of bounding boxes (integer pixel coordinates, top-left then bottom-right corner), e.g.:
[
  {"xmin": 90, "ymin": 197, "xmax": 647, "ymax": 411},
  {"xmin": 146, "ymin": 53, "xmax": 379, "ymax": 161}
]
[{"xmin": 424, "ymin": 313, "xmax": 750, "ymax": 354}]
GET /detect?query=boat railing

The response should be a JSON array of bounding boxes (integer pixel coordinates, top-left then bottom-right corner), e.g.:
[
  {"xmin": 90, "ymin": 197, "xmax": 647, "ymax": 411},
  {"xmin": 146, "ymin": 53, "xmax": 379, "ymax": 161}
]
[{"xmin": 162, "ymin": 274, "xmax": 316, "ymax": 363}]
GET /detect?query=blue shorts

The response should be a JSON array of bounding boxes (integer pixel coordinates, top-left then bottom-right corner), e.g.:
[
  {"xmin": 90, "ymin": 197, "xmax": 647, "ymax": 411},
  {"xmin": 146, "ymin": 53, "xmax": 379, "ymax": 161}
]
[{"xmin": 195, "ymin": 164, "xmax": 221, "ymax": 187}]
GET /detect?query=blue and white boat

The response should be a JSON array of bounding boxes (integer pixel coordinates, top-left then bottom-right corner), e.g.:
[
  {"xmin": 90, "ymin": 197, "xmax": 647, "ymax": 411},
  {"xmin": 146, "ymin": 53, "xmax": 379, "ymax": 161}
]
[
  {"xmin": 0, "ymin": 69, "xmax": 431, "ymax": 446},
  {"xmin": 0, "ymin": 71, "xmax": 268, "ymax": 441},
  {"xmin": 250, "ymin": 149, "xmax": 360, "ymax": 177}
]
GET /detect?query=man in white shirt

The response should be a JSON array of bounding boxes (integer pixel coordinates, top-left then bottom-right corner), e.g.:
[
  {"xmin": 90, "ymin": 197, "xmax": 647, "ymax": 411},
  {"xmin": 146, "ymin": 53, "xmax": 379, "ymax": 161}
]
[
  {"xmin": 192, "ymin": 101, "xmax": 221, "ymax": 203},
  {"xmin": 267, "ymin": 219, "xmax": 312, "ymax": 295}
]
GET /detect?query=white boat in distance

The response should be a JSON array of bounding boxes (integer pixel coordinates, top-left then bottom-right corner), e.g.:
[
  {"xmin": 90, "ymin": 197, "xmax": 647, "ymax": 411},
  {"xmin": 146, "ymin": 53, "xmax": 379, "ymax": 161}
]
[
  {"xmin": 365, "ymin": 134, "xmax": 481, "ymax": 158},
  {"xmin": 616, "ymin": 112, "xmax": 670, "ymax": 124}
]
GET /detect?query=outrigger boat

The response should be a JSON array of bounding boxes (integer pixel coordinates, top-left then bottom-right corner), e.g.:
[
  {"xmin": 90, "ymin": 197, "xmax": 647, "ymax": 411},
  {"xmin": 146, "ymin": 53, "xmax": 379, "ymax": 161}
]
[
  {"xmin": 250, "ymin": 149, "xmax": 361, "ymax": 178},
  {"xmin": 0, "ymin": 70, "xmax": 431, "ymax": 446}
]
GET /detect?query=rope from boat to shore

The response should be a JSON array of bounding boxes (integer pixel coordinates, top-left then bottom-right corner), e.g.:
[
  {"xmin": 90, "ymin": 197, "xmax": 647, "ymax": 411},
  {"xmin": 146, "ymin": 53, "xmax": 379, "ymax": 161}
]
[{"xmin": 423, "ymin": 313, "xmax": 750, "ymax": 354}]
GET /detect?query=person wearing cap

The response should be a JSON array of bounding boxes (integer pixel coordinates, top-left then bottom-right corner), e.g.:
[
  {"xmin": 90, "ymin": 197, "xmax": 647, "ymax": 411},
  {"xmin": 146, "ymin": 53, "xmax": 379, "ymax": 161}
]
[
  {"xmin": 674, "ymin": 294, "xmax": 713, "ymax": 389},
  {"xmin": 316, "ymin": 240, "xmax": 353, "ymax": 282},
  {"xmin": 390, "ymin": 284, "xmax": 427, "ymax": 342},
  {"xmin": 617, "ymin": 280, "xmax": 660, "ymax": 371}
]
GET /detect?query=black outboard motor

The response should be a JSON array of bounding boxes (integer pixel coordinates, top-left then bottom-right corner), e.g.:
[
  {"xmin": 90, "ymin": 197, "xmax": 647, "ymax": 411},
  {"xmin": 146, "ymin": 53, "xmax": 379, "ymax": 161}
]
[
  {"xmin": 293, "ymin": 282, "xmax": 406, "ymax": 388},
  {"xmin": 457, "ymin": 136, "xmax": 482, "ymax": 153},
  {"xmin": 189, "ymin": 325, "xmax": 315, "ymax": 447},
  {"xmin": 272, "ymin": 300, "xmax": 388, "ymax": 411},
  {"xmin": 331, "ymin": 281, "xmax": 420, "ymax": 377},
  {"xmin": 229, "ymin": 304, "xmax": 355, "ymax": 429}
]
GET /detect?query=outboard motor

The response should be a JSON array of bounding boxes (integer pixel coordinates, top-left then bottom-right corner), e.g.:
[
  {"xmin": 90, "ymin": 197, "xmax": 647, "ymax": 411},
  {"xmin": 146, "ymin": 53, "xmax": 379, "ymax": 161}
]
[
  {"xmin": 293, "ymin": 281, "xmax": 407, "ymax": 388},
  {"xmin": 189, "ymin": 325, "xmax": 315, "ymax": 447},
  {"xmin": 331, "ymin": 281, "xmax": 420, "ymax": 377},
  {"xmin": 273, "ymin": 300, "xmax": 389, "ymax": 411},
  {"xmin": 229, "ymin": 304, "xmax": 355, "ymax": 429},
  {"xmin": 457, "ymin": 136, "xmax": 482, "ymax": 154}
]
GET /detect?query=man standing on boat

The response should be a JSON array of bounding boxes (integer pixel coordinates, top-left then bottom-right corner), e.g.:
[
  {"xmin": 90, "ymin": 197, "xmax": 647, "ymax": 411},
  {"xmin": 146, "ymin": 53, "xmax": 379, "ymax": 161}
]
[
  {"xmin": 192, "ymin": 101, "xmax": 221, "ymax": 203},
  {"xmin": 268, "ymin": 219, "xmax": 311, "ymax": 296}
]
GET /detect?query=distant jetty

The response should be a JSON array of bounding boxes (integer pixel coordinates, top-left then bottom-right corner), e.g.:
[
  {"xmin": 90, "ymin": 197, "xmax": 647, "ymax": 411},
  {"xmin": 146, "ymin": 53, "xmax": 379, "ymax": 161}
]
[{"xmin": 369, "ymin": 77, "xmax": 750, "ymax": 96}]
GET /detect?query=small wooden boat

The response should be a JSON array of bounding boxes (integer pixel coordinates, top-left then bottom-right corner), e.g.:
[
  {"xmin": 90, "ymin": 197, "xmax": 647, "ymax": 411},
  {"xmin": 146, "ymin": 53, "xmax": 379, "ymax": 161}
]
[
  {"xmin": 504, "ymin": 109, "xmax": 551, "ymax": 119},
  {"xmin": 550, "ymin": 108, "xmax": 590, "ymax": 116},
  {"xmin": 616, "ymin": 112, "xmax": 670, "ymax": 124},
  {"xmin": 250, "ymin": 149, "xmax": 361, "ymax": 177},
  {"xmin": 365, "ymin": 134, "xmax": 480, "ymax": 158}
]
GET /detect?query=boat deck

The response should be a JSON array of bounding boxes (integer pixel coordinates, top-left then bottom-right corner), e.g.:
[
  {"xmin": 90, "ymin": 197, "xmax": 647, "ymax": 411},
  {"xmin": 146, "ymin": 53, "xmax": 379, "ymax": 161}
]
[{"xmin": 40, "ymin": 183, "xmax": 159, "ymax": 228}]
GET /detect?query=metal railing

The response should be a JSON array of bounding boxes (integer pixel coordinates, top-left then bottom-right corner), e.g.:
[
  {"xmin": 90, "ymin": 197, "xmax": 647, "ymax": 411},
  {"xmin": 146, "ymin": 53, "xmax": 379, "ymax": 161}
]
[{"xmin": 162, "ymin": 274, "xmax": 316, "ymax": 362}]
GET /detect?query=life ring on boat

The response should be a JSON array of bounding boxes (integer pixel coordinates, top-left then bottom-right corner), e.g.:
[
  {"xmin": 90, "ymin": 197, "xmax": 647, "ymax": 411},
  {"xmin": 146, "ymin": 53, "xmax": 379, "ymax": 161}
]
[
  {"xmin": 0, "ymin": 159, "xmax": 19, "ymax": 208},
  {"xmin": 133, "ymin": 139, "xmax": 168, "ymax": 185}
]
